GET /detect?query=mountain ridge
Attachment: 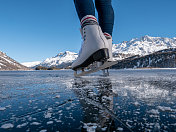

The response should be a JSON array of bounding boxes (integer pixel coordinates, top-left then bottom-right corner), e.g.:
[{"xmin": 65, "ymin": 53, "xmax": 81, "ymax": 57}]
[
  {"xmin": 112, "ymin": 48, "xmax": 176, "ymax": 69},
  {"xmin": 22, "ymin": 35, "xmax": 176, "ymax": 69},
  {"xmin": 0, "ymin": 51, "xmax": 29, "ymax": 71},
  {"xmin": 112, "ymin": 35, "xmax": 176, "ymax": 60},
  {"xmin": 35, "ymin": 51, "xmax": 78, "ymax": 69}
]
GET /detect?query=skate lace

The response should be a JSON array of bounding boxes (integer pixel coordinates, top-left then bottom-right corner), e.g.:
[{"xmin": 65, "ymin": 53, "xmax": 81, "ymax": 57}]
[{"xmin": 82, "ymin": 28, "xmax": 86, "ymax": 41}]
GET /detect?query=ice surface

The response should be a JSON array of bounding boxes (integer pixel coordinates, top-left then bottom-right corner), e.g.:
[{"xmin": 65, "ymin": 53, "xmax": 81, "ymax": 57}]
[{"xmin": 0, "ymin": 70, "xmax": 175, "ymax": 131}]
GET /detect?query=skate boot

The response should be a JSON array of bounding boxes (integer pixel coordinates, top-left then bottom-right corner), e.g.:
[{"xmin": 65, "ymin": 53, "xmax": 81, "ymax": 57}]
[
  {"xmin": 104, "ymin": 32, "xmax": 114, "ymax": 62},
  {"xmin": 71, "ymin": 15, "xmax": 109, "ymax": 71}
]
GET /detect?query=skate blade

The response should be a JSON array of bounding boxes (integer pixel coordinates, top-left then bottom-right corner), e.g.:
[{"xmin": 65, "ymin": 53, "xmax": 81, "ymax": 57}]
[{"xmin": 74, "ymin": 61, "xmax": 118, "ymax": 77}]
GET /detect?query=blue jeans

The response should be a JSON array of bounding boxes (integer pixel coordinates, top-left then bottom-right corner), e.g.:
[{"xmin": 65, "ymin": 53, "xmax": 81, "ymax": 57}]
[{"xmin": 73, "ymin": 0, "xmax": 114, "ymax": 36}]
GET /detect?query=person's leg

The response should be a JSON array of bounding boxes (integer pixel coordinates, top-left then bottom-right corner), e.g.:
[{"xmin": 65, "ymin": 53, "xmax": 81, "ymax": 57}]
[
  {"xmin": 73, "ymin": 0, "xmax": 95, "ymax": 21},
  {"xmin": 95, "ymin": 0, "xmax": 114, "ymax": 36},
  {"xmin": 95, "ymin": 0, "xmax": 114, "ymax": 61}
]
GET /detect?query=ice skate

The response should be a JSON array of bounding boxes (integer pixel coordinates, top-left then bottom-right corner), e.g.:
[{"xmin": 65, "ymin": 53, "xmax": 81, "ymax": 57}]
[
  {"xmin": 72, "ymin": 15, "xmax": 111, "ymax": 76},
  {"xmin": 84, "ymin": 33, "xmax": 115, "ymax": 77}
]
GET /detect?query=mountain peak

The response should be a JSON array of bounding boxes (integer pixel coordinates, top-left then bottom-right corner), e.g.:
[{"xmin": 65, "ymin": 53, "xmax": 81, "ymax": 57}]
[
  {"xmin": 0, "ymin": 51, "xmax": 29, "ymax": 70},
  {"xmin": 140, "ymin": 35, "xmax": 155, "ymax": 41},
  {"xmin": 56, "ymin": 51, "xmax": 78, "ymax": 57},
  {"xmin": 0, "ymin": 51, "xmax": 6, "ymax": 56},
  {"xmin": 113, "ymin": 35, "xmax": 176, "ymax": 58},
  {"xmin": 38, "ymin": 51, "xmax": 78, "ymax": 68},
  {"xmin": 143, "ymin": 35, "xmax": 151, "ymax": 38},
  {"xmin": 64, "ymin": 51, "xmax": 78, "ymax": 55}
]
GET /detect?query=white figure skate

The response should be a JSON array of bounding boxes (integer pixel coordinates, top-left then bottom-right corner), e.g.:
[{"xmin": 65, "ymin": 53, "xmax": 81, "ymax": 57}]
[{"xmin": 72, "ymin": 15, "xmax": 117, "ymax": 77}]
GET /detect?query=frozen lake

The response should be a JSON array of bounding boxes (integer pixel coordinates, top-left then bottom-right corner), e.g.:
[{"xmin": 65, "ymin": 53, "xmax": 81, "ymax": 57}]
[{"xmin": 0, "ymin": 69, "xmax": 176, "ymax": 132}]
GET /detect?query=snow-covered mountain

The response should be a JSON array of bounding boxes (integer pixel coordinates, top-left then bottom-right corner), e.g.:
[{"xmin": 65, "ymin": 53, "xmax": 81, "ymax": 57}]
[
  {"xmin": 22, "ymin": 61, "xmax": 42, "ymax": 67},
  {"xmin": 112, "ymin": 35, "xmax": 176, "ymax": 60},
  {"xmin": 0, "ymin": 51, "xmax": 29, "ymax": 70},
  {"xmin": 22, "ymin": 35, "xmax": 176, "ymax": 69},
  {"xmin": 112, "ymin": 48, "xmax": 176, "ymax": 69},
  {"xmin": 36, "ymin": 51, "xmax": 78, "ymax": 68}
]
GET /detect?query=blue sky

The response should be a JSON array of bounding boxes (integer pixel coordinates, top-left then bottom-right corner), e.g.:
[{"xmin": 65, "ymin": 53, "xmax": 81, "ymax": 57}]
[{"xmin": 0, "ymin": 0, "xmax": 176, "ymax": 63}]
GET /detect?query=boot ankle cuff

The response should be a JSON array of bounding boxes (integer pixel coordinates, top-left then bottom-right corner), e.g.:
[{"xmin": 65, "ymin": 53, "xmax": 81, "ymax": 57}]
[
  {"xmin": 81, "ymin": 15, "xmax": 98, "ymax": 28},
  {"xmin": 104, "ymin": 32, "xmax": 112, "ymax": 39}
]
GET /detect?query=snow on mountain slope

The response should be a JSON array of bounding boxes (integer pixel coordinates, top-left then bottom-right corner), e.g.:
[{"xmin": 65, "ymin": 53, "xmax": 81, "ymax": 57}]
[
  {"xmin": 112, "ymin": 35, "xmax": 176, "ymax": 59},
  {"xmin": 0, "ymin": 51, "xmax": 29, "ymax": 70},
  {"xmin": 39, "ymin": 51, "xmax": 78, "ymax": 68},
  {"xmin": 22, "ymin": 61, "xmax": 42, "ymax": 67}
]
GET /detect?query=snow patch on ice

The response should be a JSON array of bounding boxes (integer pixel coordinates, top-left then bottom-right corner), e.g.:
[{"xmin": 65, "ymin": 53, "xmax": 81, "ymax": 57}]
[
  {"xmin": 0, "ymin": 107, "xmax": 6, "ymax": 111},
  {"xmin": 39, "ymin": 129, "xmax": 47, "ymax": 132},
  {"xmin": 157, "ymin": 106, "xmax": 176, "ymax": 112},
  {"xmin": 44, "ymin": 108, "xmax": 53, "ymax": 119},
  {"xmin": 47, "ymin": 121, "xmax": 53, "ymax": 125},
  {"xmin": 173, "ymin": 93, "xmax": 176, "ymax": 96},
  {"xmin": 117, "ymin": 127, "xmax": 123, "ymax": 131},
  {"xmin": 30, "ymin": 122, "xmax": 41, "ymax": 125},
  {"xmin": 55, "ymin": 95, "xmax": 60, "ymax": 98},
  {"xmin": 171, "ymin": 123, "xmax": 176, "ymax": 126},
  {"xmin": 16, "ymin": 123, "xmax": 28, "ymax": 128},
  {"xmin": 133, "ymin": 101, "xmax": 140, "ymax": 106},
  {"xmin": 6, "ymin": 105, "xmax": 11, "ymax": 108},
  {"xmin": 1, "ymin": 123, "xmax": 14, "ymax": 129},
  {"xmin": 101, "ymin": 127, "xmax": 107, "ymax": 131},
  {"xmin": 48, "ymin": 108, "xmax": 52, "ymax": 111},
  {"xmin": 147, "ymin": 109, "xmax": 159, "ymax": 115},
  {"xmin": 83, "ymin": 123, "xmax": 98, "ymax": 132},
  {"xmin": 44, "ymin": 112, "xmax": 52, "ymax": 118}
]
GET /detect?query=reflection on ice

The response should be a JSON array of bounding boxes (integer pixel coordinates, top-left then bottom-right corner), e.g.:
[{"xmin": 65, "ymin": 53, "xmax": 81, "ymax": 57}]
[{"xmin": 72, "ymin": 78, "xmax": 119, "ymax": 131}]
